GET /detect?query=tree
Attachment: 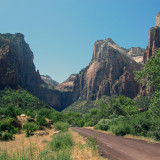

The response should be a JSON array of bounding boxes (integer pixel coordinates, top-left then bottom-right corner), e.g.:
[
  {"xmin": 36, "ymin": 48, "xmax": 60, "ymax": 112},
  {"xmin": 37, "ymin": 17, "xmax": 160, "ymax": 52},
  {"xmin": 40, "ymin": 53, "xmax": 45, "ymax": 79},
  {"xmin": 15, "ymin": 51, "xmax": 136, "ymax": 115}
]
[
  {"xmin": 23, "ymin": 122, "xmax": 38, "ymax": 137},
  {"xmin": 134, "ymin": 50, "xmax": 160, "ymax": 91}
]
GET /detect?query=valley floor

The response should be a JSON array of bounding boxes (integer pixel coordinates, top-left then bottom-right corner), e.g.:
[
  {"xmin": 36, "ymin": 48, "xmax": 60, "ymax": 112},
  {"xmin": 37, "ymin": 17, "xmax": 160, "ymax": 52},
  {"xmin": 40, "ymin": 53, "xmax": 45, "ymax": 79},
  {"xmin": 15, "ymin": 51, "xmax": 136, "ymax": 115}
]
[
  {"xmin": 0, "ymin": 127, "xmax": 106, "ymax": 160},
  {"xmin": 72, "ymin": 127, "xmax": 160, "ymax": 160}
]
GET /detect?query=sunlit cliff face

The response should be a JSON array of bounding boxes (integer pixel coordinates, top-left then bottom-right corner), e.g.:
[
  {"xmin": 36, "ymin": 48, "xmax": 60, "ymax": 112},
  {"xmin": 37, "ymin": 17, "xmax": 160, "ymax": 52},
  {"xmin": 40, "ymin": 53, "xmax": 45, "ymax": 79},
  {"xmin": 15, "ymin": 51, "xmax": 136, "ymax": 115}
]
[{"xmin": 156, "ymin": 12, "xmax": 160, "ymax": 27}]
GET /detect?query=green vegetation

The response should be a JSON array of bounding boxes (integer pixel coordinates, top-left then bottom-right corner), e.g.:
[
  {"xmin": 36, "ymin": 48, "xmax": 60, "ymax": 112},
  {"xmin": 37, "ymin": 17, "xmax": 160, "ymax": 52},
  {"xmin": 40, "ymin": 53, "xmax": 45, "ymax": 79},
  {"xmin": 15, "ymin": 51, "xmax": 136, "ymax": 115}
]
[
  {"xmin": 63, "ymin": 100, "xmax": 100, "ymax": 114},
  {"xmin": 49, "ymin": 132, "xmax": 74, "ymax": 151},
  {"xmin": 86, "ymin": 135, "xmax": 97, "ymax": 151},
  {"xmin": 54, "ymin": 122, "xmax": 69, "ymax": 132},
  {"xmin": 0, "ymin": 86, "xmax": 53, "ymax": 111},
  {"xmin": 23, "ymin": 122, "xmax": 39, "ymax": 137}
]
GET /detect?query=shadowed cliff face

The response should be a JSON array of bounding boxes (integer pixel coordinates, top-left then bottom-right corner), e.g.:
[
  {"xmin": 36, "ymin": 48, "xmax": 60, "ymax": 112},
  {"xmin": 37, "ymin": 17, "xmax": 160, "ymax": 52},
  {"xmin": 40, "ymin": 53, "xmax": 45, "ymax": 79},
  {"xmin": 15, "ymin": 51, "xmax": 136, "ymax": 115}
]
[
  {"xmin": 73, "ymin": 39, "xmax": 142, "ymax": 101},
  {"xmin": 0, "ymin": 33, "xmax": 41, "ymax": 92},
  {"xmin": 0, "ymin": 33, "xmax": 73, "ymax": 111}
]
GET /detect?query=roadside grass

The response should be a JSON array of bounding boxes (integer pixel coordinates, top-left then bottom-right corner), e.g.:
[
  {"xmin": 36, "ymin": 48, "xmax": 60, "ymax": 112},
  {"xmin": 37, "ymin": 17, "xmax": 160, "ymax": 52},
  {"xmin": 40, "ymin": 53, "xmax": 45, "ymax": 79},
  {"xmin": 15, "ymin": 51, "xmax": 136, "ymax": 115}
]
[
  {"xmin": 54, "ymin": 122, "xmax": 70, "ymax": 132},
  {"xmin": 71, "ymin": 129, "xmax": 108, "ymax": 160},
  {"xmin": 49, "ymin": 132, "xmax": 74, "ymax": 151},
  {"xmin": 86, "ymin": 127, "xmax": 160, "ymax": 144},
  {"xmin": 0, "ymin": 123, "xmax": 107, "ymax": 160},
  {"xmin": 124, "ymin": 134, "xmax": 160, "ymax": 144}
]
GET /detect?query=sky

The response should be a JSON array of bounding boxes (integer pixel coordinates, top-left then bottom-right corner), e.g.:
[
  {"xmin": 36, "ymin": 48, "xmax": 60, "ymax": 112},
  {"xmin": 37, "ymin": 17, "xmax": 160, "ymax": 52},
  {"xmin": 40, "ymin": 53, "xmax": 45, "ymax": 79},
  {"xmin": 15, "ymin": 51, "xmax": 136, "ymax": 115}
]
[{"xmin": 0, "ymin": 0, "xmax": 160, "ymax": 83}]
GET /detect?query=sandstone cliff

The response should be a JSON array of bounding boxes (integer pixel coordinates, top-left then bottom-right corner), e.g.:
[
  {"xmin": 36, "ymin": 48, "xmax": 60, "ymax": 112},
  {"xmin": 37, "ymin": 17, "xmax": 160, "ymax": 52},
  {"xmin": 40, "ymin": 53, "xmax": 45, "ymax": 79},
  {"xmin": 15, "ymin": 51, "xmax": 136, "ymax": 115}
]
[
  {"xmin": 143, "ymin": 26, "xmax": 160, "ymax": 62},
  {"xmin": 0, "ymin": 33, "xmax": 73, "ymax": 111},
  {"xmin": 41, "ymin": 75, "xmax": 59, "ymax": 88},
  {"xmin": 55, "ymin": 74, "xmax": 76, "ymax": 92},
  {"xmin": 140, "ymin": 12, "xmax": 160, "ymax": 95},
  {"xmin": 73, "ymin": 39, "xmax": 142, "ymax": 101}
]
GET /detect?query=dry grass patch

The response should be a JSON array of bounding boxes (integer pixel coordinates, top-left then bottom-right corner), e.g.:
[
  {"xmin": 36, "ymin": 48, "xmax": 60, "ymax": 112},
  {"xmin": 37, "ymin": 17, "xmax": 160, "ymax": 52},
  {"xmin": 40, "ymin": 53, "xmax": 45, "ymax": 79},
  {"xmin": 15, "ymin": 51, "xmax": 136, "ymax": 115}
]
[
  {"xmin": 86, "ymin": 127, "xmax": 159, "ymax": 144},
  {"xmin": 71, "ymin": 129, "xmax": 108, "ymax": 160},
  {"xmin": 125, "ymin": 134, "xmax": 160, "ymax": 144},
  {"xmin": 0, "ymin": 127, "xmax": 55, "ymax": 156}
]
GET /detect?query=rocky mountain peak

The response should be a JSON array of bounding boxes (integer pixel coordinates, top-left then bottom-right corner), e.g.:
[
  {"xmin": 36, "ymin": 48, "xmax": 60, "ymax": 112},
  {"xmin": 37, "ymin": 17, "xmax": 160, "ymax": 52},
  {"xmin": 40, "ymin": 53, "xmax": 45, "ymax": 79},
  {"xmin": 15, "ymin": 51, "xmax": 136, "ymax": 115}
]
[
  {"xmin": 73, "ymin": 38, "xmax": 142, "ymax": 101},
  {"xmin": 55, "ymin": 74, "xmax": 77, "ymax": 92},
  {"xmin": 156, "ymin": 12, "xmax": 160, "ymax": 27},
  {"xmin": 92, "ymin": 38, "xmax": 127, "ymax": 62},
  {"xmin": 144, "ymin": 12, "xmax": 160, "ymax": 62},
  {"xmin": 41, "ymin": 75, "xmax": 59, "ymax": 88}
]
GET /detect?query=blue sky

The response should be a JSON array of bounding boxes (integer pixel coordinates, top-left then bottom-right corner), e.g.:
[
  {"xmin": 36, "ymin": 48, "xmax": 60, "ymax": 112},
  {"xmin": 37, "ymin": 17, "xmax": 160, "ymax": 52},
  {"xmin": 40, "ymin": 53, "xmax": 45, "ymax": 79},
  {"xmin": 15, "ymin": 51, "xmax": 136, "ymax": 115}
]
[{"xmin": 0, "ymin": 0, "xmax": 160, "ymax": 83}]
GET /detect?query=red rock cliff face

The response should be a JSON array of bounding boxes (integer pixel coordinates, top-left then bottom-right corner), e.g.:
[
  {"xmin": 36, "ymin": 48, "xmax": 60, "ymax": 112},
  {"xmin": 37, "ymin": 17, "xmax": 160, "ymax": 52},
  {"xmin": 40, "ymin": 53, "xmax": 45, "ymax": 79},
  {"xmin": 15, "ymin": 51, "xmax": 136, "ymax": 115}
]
[
  {"xmin": 143, "ymin": 27, "xmax": 160, "ymax": 62},
  {"xmin": 0, "ymin": 33, "xmax": 73, "ymax": 111},
  {"xmin": 0, "ymin": 33, "xmax": 41, "ymax": 92},
  {"xmin": 73, "ymin": 39, "xmax": 142, "ymax": 101}
]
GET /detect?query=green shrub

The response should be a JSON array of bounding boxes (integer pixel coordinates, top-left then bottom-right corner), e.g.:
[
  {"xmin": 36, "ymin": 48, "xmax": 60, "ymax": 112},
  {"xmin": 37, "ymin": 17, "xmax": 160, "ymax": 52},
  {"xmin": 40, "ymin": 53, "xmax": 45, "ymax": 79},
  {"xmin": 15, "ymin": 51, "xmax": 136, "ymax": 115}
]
[
  {"xmin": 36, "ymin": 115, "xmax": 48, "ymax": 126},
  {"xmin": 0, "ymin": 131, "xmax": 13, "ymax": 141},
  {"xmin": 0, "ymin": 117, "xmax": 18, "ymax": 140},
  {"xmin": 23, "ymin": 122, "xmax": 38, "ymax": 137},
  {"xmin": 83, "ymin": 121, "xmax": 94, "ymax": 127},
  {"xmin": 110, "ymin": 122, "xmax": 132, "ymax": 136},
  {"xmin": 95, "ymin": 119, "xmax": 111, "ymax": 131},
  {"xmin": 49, "ymin": 132, "xmax": 74, "ymax": 151},
  {"xmin": 54, "ymin": 122, "xmax": 69, "ymax": 132}
]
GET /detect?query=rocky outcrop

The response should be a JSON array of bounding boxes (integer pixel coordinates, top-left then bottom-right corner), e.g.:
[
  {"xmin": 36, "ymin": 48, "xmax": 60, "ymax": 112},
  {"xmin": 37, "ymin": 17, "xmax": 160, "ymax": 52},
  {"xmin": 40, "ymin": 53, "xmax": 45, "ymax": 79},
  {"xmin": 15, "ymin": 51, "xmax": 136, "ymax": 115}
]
[
  {"xmin": 0, "ymin": 33, "xmax": 73, "ymax": 111},
  {"xmin": 55, "ymin": 74, "xmax": 76, "ymax": 92},
  {"xmin": 41, "ymin": 75, "xmax": 59, "ymax": 88},
  {"xmin": 0, "ymin": 33, "xmax": 42, "ymax": 92},
  {"xmin": 140, "ymin": 12, "xmax": 160, "ymax": 95},
  {"xmin": 126, "ymin": 47, "xmax": 145, "ymax": 63},
  {"xmin": 73, "ymin": 39, "xmax": 142, "ymax": 101},
  {"xmin": 143, "ymin": 27, "xmax": 160, "ymax": 62},
  {"xmin": 143, "ymin": 12, "xmax": 160, "ymax": 62}
]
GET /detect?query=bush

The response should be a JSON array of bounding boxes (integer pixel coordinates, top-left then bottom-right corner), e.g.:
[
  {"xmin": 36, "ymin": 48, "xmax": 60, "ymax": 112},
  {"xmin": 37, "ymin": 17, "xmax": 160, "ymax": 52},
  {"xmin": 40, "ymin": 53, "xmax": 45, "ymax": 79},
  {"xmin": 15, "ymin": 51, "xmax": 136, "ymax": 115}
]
[
  {"xmin": 0, "ymin": 131, "xmax": 13, "ymax": 141},
  {"xmin": 54, "ymin": 122, "xmax": 69, "ymax": 132},
  {"xmin": 110, "ymin": 122, "xmax": 133, "ymax": 136},
  {"xmin": 23, "ymin": 122, "xmax": 38, "ymax": 137},
  {"xmin": 0, "ymin": 117, "xmax": 18, "ymax": 140},
  {"xmin": 49, "ymin": 132, "xmax": 74, "ymax": 151},
  {"xmin": 83, "ymin": 121, "xmax": 95, "ymax": 127},
  {"xmin": 94, "ymin": 119, "xmax": 111, "ymax": 131},
  {"xmin": 36, "ymin": 115, "xmax": 48, "ymax": 126}
]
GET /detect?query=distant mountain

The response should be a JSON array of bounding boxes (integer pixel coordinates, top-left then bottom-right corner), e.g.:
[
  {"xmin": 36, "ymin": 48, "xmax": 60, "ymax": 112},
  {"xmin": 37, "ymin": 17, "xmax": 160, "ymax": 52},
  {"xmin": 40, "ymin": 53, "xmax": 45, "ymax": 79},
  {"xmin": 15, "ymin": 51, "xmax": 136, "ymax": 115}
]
[
  {"xmin": 55, "ymin": 74, "xmax": 76, "ymax": 92},
  {"xmin": 0, "ymin": 33, "xmax": 145, "ymax": 111},
  {"xmin": 126, "ymin": 47, "xmax": 145, "ymax": 63},
  {"xmin": 72, "ymin": 38, "xmax": 142, "ymax": 101},
  {"xmin": 41, "ymin": 75, "xmax": 59, "ymax": 88}
]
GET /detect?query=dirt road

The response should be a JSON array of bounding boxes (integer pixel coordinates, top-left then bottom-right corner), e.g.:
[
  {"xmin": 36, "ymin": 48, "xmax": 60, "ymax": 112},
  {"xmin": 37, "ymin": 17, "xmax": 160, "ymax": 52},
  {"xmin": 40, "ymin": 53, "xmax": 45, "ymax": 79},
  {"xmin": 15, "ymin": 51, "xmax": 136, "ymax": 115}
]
[{"xmin": 72, "ymin": 127, "xmax": 160, "ymax": 160}]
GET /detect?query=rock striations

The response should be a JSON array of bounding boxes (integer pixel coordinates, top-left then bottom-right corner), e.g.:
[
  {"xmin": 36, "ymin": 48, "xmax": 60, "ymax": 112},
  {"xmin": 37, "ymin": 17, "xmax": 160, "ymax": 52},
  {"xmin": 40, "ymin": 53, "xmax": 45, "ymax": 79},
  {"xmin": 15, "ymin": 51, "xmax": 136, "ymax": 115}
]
[
  {"xmin": 41, "ymin": 75, "xmax": 59, "ymax": 88},
  {"xmin": 55, "ymin": 74, "xmax": 76, "ymax": 92},
  {"xmin": 143, "ymin": 12, "xmax": 160, "ymax": 62},
  {"xmin": 0, "ymin": 33, "xmax": 73, "ymax": 111},
  {"xmin": 72, "ymin": 39, "xmax": 142, "ymax": 101},
  {"xmin": 140, "ymin": 12, "xmax": 160, "ymax": 95}
]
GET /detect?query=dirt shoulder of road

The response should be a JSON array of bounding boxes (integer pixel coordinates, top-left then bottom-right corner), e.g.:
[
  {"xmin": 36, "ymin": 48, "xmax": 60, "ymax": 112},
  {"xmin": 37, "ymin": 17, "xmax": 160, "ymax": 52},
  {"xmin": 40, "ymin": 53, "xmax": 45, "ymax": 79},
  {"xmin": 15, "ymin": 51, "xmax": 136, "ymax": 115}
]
[
  {"xmin": 72, "ymin": 127, "xmax": 160, "ymax": 160},
  {"xmin": 85, "ymin": 127, "xmax": 160, "ymax": 144}
]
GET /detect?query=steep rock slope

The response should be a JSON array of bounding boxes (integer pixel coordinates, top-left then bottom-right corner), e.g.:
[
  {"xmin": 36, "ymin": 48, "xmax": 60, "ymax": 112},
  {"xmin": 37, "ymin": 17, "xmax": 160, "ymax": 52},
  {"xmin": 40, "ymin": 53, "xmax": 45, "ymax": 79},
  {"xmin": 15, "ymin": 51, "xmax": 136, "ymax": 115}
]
[
  {"xmin": 55, "ymin": 74, "xmax": 76, "ymax": 92},
  {"xmin": 143, "ymin": 12, "xmax": 160, "ymax": 62},
  {"xmin": 0, "ymin": 33, "xmax": 42, "ymax": 92},
  {"xmin": 141, "ymin": 12, "xmax": 160, "ymax": 95},
  {"xmin": 0, "ymin": 33, "xmax": 73, "ymax": 111},
  {"xmin": 73, "ymin": 39, "xmax": 142, "ymax": 101},
  {"xmin": 41, "ymin": 75, "xmax": 59, "ymax": 88}
]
